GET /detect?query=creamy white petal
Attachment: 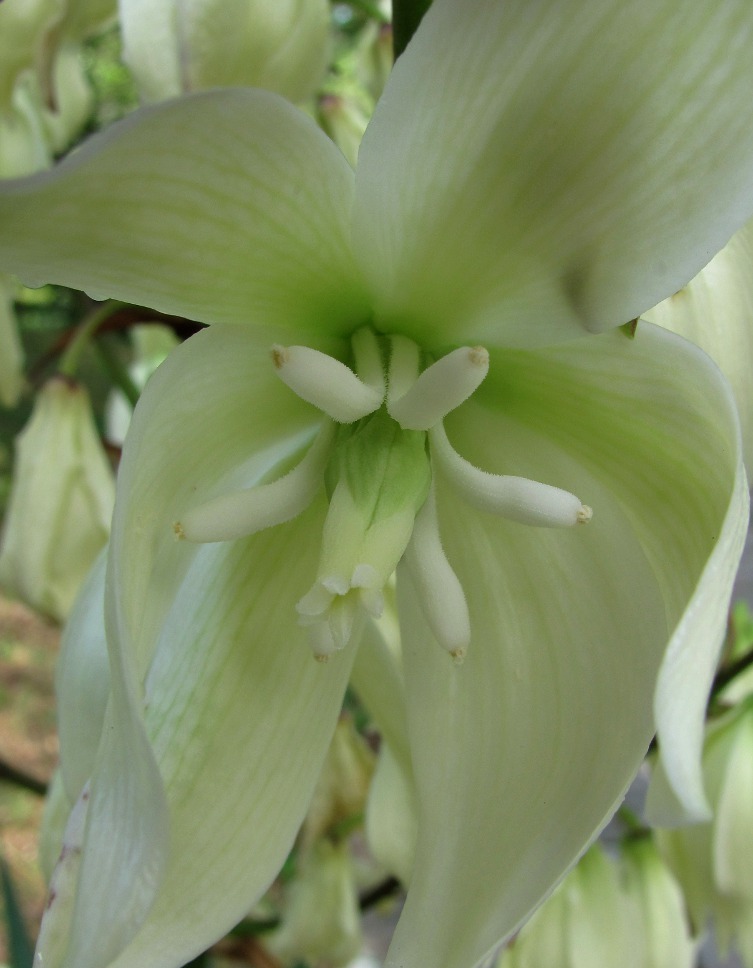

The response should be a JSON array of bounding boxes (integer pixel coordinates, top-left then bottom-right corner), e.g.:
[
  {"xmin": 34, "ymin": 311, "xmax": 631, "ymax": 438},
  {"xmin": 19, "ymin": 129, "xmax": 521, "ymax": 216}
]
[
  {"xmin": 354, "ymin": 0, "xmax": 753, "ymax": 350},
  {"xmin": 0, "ymin": 90, "xmax": 368, "ymax": 338},
  {"xmin": 385, "ymin": 324, "xmax": 744, "ymax": 968}
]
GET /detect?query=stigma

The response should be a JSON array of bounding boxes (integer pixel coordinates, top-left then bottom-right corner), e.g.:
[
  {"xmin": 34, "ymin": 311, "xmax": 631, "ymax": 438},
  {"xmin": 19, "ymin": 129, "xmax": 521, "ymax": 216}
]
[{"xmin": 174, "ymin": 328, "xmax": 592, "ymax": 662}]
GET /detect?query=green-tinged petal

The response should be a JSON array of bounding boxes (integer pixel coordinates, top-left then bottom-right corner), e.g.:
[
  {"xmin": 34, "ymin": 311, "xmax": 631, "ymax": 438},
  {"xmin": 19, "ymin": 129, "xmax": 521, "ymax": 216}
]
[
  {"xmin": 108, "ymin": 323, "xmax": 328, "ymax": 678},
  {"xmin": 98, "ymin": 513, "xmax": 354, "ymax": 968},
  {"xmin": 44, "ymin": 322, "xmax": 351, "ymax": 968},
  {"xmin": 482, "ymin": 324, "xmax": 746, "ymax": 822},
  {"xmin": 0, "ymin": 272, "xmax": 24, "ymax": 407},
  {"xmin": 55, "ymin": 551, "xmax": 110, "ymax": 804},
  {"xmin": 0, "ymin": 89, "xmax": 368, "ymax": 336},
  {"xmin": 37, "ymin": 592, "xmax": 169, "ymax": 968},
  {"xmin": 644, "ymin": 220, "xmax": 753, "ymax": 470},
  {"xmin": 385, "ymin": 325, "xmax": 743, "ymax": 968},
  {"xmin": 354, "ymin": 0, "xmax": 753, "ymax": 350}
]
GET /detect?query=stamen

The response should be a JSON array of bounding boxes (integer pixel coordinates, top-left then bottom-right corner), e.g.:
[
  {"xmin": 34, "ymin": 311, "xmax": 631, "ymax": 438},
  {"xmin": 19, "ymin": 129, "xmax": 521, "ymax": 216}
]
[
  {"xmin": 175, "ymin": 424, "xmax": 334, "ymax": 543},
  {"xmin": 388, "ymin": 346, "xmax": 490, "ymax": 430},
  {"xmin": 351, "ymin": 327, "xmax": 385, "ymax": 395},
  {"xmin": 404, "ymin": 486, "xmax": 471, "ymax": 662},
  {"xmin": 271, "ymin": 344, "xmax": 383, "ymax": 423},
  {"xmin": 430, "ymin": 423, "xmax": 591, "ymax": 528}
]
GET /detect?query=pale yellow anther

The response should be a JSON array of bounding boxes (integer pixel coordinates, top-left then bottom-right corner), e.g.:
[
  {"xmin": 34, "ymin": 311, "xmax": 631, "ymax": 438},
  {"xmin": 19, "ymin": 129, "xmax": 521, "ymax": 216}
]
[
  {"xmin": 271, "ymin": 345, "xmax": 289, "ymax": 369},
  {"xmin": 468, "ymin": 346, "xmax": 489, "ymax": 368},
  {"xmin": 173, "ymin": 521, "xmax": 186, "ymax": 540},
  {"xmin": 577, "ymin": 504, "xmax": 593, "ymax": 524}
]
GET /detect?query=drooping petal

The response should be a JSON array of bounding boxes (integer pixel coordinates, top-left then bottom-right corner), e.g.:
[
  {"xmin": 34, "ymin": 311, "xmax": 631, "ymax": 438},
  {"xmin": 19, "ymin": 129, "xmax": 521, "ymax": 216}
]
[
  {"xmin": 99, "ymin": 512, "xmax": 355, "ymax": 968},
  {"xmin": 385, "ymin": 324, "xmax": 744, "ymax": 968},
  {"xmin": 42, "ymin": 323, "xmax": 355, "ymax": 968},
  {"xmin": 354, "ymin": 0, "xmax": 753, "ymax": 350},
  {"xmin": 0, "ymin": 89, "xmax": 368, "ymax": 337},
  {"xmin": 644, "ymin": 219, "xmax": 753, "ymax": 470}
]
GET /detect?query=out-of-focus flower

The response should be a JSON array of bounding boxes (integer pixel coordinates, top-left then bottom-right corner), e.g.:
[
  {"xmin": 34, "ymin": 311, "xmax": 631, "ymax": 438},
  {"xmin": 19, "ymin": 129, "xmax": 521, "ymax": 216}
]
[
  {"xmin": 119, "ymin": 0, "xmax": 331, "ymax": 104},
  {"xmin": 268, "ymin": 839, "xmax": 362, "ymax": 968},
  {"xmin": 495, "ymin": 845, "xmax": 634, "ymax": 968},
  {"xmin": 653, "ymin": 698, "xmax": 753, "ymax": 967},
  {"xmin": 0, "ymin": 377, "xmax": 114, "ymax": 621},
  {"xmin": 620, "ymin": 837, "xmax": 697, "ymax": 968},
  {"xmin": 496, "ymin": 839, "xmax": 694, "ymax": 968},
  {"xmin": 301, "ymin": 713, "xmax": 375, "ymax": 850}
]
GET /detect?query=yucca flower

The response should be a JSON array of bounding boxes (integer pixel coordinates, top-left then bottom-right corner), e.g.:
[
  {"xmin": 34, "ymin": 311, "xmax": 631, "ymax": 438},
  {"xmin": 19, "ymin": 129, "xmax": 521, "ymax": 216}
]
[{"xmin": 1, "ymin": 2, "xmax": 753, "ymax": 967}]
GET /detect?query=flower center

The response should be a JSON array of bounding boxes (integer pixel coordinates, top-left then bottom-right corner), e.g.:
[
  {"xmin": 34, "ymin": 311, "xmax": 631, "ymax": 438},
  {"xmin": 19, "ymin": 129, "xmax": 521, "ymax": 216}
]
[{"xmin": 174, "ymin": 329, "xmax": 591, "ymax": 662}]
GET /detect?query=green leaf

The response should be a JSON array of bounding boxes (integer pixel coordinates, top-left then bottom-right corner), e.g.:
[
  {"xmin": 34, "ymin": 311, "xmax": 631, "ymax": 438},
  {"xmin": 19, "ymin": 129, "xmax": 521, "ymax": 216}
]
[{"xmin": 0, "ymin": 855, "xmax": 33, "ymax": 968}]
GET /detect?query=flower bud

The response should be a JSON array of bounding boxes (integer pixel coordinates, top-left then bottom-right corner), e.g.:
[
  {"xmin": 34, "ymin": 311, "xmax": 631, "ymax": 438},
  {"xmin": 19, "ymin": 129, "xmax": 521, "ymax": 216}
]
[
  {"xmin": 269, "ymin": 839, "xmax": 362, "ymax": 968},
  {"xmin": 496, "ymin": 845, "xmax": 633, "ymax": 968},
  {"xmin": 121, "ymin": 0, "xmax": 331, "ymax": 105},
  {"xmin": 301, "ymin": 714, "xmax": 375, "ymax": 850},
  {"xmin": 0, "ymin": 377, "xmax": 115, "ymax": 621},
  {"xmin": 620, "ymin": 837, "xmax": 696, "ymax": 968}
]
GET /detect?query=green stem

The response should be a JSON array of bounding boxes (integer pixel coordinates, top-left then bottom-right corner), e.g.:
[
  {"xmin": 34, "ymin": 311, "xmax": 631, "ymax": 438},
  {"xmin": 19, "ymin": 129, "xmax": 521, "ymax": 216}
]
[
  {"xmin": 711, "ymin": 645, "xmax": 753, "ymax": 701},
  {"xmin": 392, "ymin": 0, "xmax": 432, "ymax": 59},
  {"xmin": 58, "ymin": 299, "xmax": 126, "ymax": 378},
  {"xmin": 617, "ymin": 804, "xmax": 650, "ymax": 839},
  {"xmin": 94, "ymin": 337, "xmax": 141, "ymax": 408},
  {"xmin": 344, "ymin": 0, "xmax": 389, "ymax": 22}
]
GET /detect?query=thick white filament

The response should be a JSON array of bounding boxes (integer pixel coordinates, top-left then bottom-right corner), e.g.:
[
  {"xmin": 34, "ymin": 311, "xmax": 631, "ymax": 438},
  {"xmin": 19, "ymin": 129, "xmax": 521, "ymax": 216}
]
[
  {"xmin": 430, "ymin": 423, "xmax": 591, "ymax": 527},
  {"xmin": 271, "ymin": 344, "xmax": 383, "ymax": 423},
  {"xmin": 176, "ymin": 424, "xmax": 334, "ymax": 543},
  {"xmin": 388, "ymin": 346, "xmax": 490, "ymax": 430},
  {"xmin": 404, "ymin": 486, "xmax": 471, "ymax": 662}
]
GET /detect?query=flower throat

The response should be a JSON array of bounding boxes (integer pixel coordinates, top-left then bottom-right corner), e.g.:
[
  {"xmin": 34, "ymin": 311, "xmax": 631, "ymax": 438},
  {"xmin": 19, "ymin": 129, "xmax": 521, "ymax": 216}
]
[{"xmin": 174, "ymin": 328, "xmax": 591, "ymax": 661}]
